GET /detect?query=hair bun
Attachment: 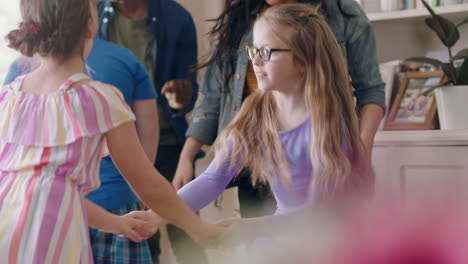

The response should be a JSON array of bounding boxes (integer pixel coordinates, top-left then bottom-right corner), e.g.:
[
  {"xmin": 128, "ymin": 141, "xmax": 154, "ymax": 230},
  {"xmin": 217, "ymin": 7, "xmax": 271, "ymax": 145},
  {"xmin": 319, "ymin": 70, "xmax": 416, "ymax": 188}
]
[
  {"xmin": 5, "ymin": 21, "xmax": 43, "ymax": 57},
  {"xmin": 22, "ymin": 22, "xmax": 39, "ymax": 34}
]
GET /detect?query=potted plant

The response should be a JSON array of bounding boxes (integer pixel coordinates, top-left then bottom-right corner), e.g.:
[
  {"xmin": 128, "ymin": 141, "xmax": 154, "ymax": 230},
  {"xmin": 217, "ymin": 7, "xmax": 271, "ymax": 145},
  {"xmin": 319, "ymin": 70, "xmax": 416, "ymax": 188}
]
[{"xmin": 419, "ymin": 0, "xmax": 468, "ymax": 130}]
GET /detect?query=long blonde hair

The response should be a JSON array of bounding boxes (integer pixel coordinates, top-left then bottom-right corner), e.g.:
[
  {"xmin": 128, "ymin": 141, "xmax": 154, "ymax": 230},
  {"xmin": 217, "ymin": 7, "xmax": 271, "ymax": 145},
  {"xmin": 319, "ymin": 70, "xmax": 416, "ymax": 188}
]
[{"xmin": 215, "ymin": 3, "xmax": 371, "ymax": 199}]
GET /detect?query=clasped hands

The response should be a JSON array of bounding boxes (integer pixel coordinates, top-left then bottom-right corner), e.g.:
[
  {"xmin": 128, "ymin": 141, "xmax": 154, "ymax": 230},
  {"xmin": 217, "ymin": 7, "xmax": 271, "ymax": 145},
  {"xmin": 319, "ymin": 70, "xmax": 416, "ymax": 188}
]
[{"xmin": 118, "ymin": 210, "xmax": 258, "ymax": 248}]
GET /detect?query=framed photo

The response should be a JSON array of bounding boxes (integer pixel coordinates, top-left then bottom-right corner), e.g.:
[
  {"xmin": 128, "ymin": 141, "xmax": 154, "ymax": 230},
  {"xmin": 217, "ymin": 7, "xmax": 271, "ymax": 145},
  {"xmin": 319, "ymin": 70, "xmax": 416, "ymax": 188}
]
[{"xmin": 384, "ymin": 71, "xmax": 445, "ymax": 130}]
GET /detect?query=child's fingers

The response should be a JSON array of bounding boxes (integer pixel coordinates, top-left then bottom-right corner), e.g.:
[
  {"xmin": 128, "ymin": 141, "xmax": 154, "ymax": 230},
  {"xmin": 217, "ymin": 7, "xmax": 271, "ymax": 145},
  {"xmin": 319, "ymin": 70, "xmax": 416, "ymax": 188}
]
[
  {"xmin": 123, "ymin": 211, "xmax": 156, "ymax": 224},
  {"xmin": 130, "ymin": 217, "xmax": 159, "ymax": 238},
  {"xmin": 123, "ymin": 210, "xmax": 145, "ymax": 220},
  {"xmin": 134, "ymin": 223, "xmax": 158, "ymax": 239},
  {"xmin": 120, "ymin": 229, "xmax": 143, "ymax": 243},
  {"xmin": 119, "ymin": 218, "xmax": 149, "ymax": 242},
  {"xmin": 214, "ymin": 217, "xmax": 239, "ymax": 227}
]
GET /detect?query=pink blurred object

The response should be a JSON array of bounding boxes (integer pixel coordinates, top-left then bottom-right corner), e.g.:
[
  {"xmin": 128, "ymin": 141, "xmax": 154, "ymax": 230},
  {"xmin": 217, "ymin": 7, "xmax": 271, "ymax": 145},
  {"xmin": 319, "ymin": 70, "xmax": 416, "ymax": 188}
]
[{"xmin": 325, "ymin": 198, "xmax": 468, "ymax": 264}]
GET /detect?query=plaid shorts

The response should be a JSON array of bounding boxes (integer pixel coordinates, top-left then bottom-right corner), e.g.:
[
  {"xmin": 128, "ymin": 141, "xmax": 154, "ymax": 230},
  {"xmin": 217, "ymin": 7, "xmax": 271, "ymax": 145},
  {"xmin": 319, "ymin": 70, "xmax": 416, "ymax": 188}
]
[{"xmin": 89, "ymin": 202, "xmax": 153, "ymax": 264}]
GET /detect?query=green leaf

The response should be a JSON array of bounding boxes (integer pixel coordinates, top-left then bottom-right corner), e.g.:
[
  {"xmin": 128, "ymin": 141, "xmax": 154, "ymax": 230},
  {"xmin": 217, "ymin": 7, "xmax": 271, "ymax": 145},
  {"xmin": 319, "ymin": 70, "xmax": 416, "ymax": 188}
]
[
  {"xmin": 453, "ymin": 48, "xmax": 468, "ymax": 60},
  {"xmin": 421, "ymin": 0, "xmax": 437, "ymax": 17},
  {"xmin": 425, "ymin": 16, "xmax": 460, "ymax": 48},
  {"xmin": 456, "ymin": 60, "xmax": 468, "ymax": 85},
  {"xmin": 422, "ymin": 84, "xmax": 442, "ymax": 97},
  {"xmin": 456, "ymin": 16, "xmax": 468, "ymax": 28}
]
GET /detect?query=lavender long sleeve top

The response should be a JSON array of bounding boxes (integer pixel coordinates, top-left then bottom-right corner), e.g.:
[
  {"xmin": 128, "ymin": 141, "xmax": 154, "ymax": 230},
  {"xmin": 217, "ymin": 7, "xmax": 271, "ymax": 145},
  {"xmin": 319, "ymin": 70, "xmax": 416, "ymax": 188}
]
[{"xmin": 177, "ymin": 118, "xmax": 315, "ymax": 215}]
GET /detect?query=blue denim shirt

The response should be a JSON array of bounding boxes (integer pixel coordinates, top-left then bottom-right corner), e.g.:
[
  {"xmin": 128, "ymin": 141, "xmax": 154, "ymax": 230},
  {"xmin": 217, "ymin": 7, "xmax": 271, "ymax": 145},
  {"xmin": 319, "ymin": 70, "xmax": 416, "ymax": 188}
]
[
  {"xmin": 97, "ymin": 0, "xmax": 198, "ymax": 142},
  {"xmin": 187, "ymin": 0, "xmax": 385, "ymax": 145}
]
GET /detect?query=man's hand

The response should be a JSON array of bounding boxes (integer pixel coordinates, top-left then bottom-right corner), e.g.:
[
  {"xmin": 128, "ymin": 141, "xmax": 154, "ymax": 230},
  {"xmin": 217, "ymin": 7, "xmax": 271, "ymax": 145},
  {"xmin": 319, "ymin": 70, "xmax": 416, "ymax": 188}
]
[
  {"xmin": 172, "ymin": 158, "xmax": 194, "ymax": 190},
  {"xmin": 161, "ymin": 79, "xmax": 192, "ymax": 110}
]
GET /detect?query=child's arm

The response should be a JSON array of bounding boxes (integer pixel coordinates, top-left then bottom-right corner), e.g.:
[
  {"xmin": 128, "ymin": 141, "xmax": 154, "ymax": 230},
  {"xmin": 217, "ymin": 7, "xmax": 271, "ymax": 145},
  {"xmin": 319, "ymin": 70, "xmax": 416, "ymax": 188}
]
[
  {"xmin": 85, "ymin": 200, "xmax": 148, "ymax": 242},
  {"xmin": 133, "ymin": 99, "xmax": 159, "ymax": 162},
  {"xmin": 214, "ymin": 203, "xmax": 330, "ymax": 247},
  {"xmin": 126, "ymin": 138, "xmax": 239, "ymax": 232},
  {"xmin": 214, "ymin": 217, "xmax": 266, "ymax": 247},
  {"xmin": 106, "ymin": 122, "xmax": 225, "ymax": 248},
  {"xmin": 176, "ymin": 156, "xmax": 238, "ymax": 212}
]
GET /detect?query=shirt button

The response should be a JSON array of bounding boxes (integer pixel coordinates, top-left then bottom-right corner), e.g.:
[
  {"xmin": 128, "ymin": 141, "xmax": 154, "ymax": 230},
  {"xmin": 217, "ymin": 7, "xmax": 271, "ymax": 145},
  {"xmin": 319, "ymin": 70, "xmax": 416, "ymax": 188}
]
[
  {"xmin": 152, "ymin": 17, "xmax": 157, "ymax": 22},
  {"xmin": 235, "ymin": 73, "xmax": 241, "ymax": 80},
  {"xmin": 231, "ymin": 104, "xmax": 237, "ymax": 111},
  {"xmin": 103, "ymin": 18, "xmax": 109, "ymax": 24}
]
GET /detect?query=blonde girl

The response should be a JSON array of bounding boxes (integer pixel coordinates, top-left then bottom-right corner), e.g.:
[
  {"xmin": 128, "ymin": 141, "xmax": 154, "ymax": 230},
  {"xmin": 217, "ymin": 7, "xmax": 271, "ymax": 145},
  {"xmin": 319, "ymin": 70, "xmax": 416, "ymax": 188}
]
[{"xmin": 129, "ymin": 2, "xmax": 372, "ymax": 242}]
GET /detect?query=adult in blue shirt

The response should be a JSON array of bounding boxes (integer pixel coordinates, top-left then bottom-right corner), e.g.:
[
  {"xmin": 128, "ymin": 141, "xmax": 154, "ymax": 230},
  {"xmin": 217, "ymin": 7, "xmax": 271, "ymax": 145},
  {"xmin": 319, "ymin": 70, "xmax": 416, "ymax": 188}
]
[
  {"xmin": 4, "ymin": 39, "xmax": 160, "ymax": 263},
  {"xmin": 96, "ymin": 0, "xmax": 207, "ymax": 263}
]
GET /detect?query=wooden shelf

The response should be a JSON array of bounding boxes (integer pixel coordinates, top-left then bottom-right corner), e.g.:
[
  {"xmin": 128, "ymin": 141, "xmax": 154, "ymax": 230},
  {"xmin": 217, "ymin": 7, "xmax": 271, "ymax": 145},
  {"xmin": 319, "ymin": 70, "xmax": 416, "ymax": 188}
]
[
  {"xmin": 375, "ymin": 130, "xmax": 468, "ymax": 146},
  {"xmin": 368, "ymin": 3, "xmax": 468, "ymax": 23}
]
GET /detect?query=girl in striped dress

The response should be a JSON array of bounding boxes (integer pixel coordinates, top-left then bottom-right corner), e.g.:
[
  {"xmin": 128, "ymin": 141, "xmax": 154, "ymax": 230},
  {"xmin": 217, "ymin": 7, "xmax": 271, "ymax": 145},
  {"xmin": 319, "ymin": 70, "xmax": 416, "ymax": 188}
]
[{"xmin": 0, "ymin": 0, "xmax": 222, "ymax": 263}]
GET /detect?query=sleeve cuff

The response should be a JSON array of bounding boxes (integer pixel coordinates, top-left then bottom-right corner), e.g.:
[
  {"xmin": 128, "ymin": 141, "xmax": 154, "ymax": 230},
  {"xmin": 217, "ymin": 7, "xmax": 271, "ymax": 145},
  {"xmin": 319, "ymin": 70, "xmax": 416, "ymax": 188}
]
[
  {"xmin": 186, "ymin": 118, "xmax": 219, "ymax": 145},
  {"xmin": 356, "ymin": 89, "xmax": 386, "ymax": 111}
]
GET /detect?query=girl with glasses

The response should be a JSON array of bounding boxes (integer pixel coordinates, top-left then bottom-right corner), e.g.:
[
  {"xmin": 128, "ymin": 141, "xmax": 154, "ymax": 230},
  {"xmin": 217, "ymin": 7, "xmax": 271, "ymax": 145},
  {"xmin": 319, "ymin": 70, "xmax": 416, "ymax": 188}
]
[
  {"xmin": 129, "ymin": 3, "xmax": 373, "ymax": 247},
  {"xmin": 172, "ymin": 0, "xmax": 385, "ymax": 221}
]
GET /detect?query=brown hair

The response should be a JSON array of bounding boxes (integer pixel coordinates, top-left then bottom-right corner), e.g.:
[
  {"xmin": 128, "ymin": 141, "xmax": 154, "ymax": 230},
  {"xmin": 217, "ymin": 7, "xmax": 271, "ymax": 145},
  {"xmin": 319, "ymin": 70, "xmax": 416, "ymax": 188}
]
[
  {"xmin": 215, "ymin": 3, "xmax": 372, "ymax": 199},
  {"xmin": 5, "ymin": 0, "xmax": 94, "ymax": 60}
]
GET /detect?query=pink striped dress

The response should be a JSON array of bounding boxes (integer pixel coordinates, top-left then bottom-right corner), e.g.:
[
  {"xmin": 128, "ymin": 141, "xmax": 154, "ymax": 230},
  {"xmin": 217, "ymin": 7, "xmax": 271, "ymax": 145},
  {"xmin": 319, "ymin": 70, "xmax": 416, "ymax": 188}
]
[{"xmin": 0, "ymin": 73, "xmax": 135, "ymax": 263}]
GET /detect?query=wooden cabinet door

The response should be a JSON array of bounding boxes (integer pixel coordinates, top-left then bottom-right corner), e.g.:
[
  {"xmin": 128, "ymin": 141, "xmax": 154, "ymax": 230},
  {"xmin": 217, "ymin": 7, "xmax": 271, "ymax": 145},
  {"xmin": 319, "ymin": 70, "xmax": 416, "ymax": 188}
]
[{"xmin": 372, "ymin": 146, "xmax": 468, "ymax": 201}]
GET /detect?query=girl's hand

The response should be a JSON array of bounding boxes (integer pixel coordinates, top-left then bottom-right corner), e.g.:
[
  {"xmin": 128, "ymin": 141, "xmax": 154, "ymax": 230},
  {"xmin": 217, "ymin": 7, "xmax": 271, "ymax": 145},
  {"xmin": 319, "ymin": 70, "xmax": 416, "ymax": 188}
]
[
  {"xmin": 124, "ymin": 210, "xmax": 164, "ymax": 239},
  {"xmin": 216, "ymin": 217, "xmax": 244, "ymax": 247},
  {"xmin": 100, "ymin": 215, "xmax": 150, "ymax": 243},
  {"xmin": 215, "ymin": 217, "xmax": 262, "ymax": 247},
  {"xmin": 215, "ymin": 217, "xmax": 241, "ymax": 226},
  {"xmin": 185, "ymin": 221, "xmax": 228, "ymax": 249}
]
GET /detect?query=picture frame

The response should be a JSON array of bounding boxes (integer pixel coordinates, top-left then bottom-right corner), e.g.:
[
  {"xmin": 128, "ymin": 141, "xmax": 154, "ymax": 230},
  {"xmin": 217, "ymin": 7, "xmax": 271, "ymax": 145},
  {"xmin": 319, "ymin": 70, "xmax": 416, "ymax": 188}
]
[{"xmin": 384, "ymin": 71, "xmax": 445, "ymax": 130}]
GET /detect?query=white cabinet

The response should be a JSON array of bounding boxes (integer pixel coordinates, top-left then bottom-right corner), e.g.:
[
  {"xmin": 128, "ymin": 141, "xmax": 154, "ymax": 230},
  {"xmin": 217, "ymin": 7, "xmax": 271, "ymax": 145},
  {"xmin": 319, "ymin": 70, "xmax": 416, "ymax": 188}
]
[
  {"xmin": 367, "ymin": 4, "xmax": 468, "ymax": 63},
  {"xmin": 368, "ymin": 5, "xmax": 468, "ymax": 200},
  {"xmin": 372, "ymin": 130, "xmax": 468, "ymax": 200}
]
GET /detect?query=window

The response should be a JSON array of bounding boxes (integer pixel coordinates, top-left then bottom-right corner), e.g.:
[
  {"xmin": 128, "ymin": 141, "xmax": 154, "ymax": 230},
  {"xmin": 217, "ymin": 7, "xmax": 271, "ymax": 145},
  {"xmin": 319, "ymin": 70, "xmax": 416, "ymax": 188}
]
[{"xmin": 0, "ymin": 2, "xmax": 20, "ymax": 85}]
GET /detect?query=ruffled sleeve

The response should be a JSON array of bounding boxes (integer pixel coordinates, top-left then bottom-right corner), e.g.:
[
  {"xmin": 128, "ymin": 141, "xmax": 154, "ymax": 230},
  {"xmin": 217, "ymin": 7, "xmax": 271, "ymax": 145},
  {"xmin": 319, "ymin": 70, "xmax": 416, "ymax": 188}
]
[{"xmin": 0, "ymin": 78, "xmax": 135, "ymax": 147}]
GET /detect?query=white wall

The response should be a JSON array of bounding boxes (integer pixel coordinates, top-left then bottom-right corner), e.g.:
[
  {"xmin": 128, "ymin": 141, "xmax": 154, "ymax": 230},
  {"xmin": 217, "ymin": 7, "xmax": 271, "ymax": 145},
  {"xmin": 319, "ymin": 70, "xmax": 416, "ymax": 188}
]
[
  {"xmin": 0, "ymin": 1, "xmax": 21, "ymax": 84},
  {"xmin": 175, "ymin": 0, "xmax": 224, "ymax": 80},
  {"xmin": 0, "ymin": 1, "xmax": 224, "ymax": 84},
  {"xmin": 373, "ymin": 22, "xmax": 468, "ymax": 64},
  {"xmin": 175, "ymin": 0, "xmax": 223, "ymax": 59}
]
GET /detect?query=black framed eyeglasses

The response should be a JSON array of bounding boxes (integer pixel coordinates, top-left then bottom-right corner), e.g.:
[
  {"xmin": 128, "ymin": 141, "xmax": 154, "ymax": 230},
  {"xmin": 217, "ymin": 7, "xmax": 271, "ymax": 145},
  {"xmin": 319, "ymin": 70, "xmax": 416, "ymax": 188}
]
[{"xmin": 245, "ymin": 46, "xmax": 291, "ymax": 62}]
